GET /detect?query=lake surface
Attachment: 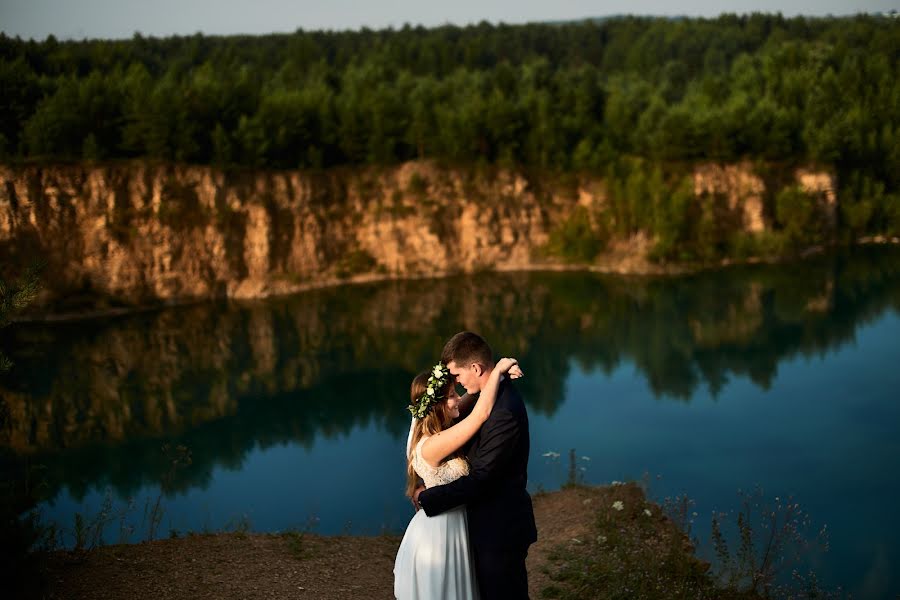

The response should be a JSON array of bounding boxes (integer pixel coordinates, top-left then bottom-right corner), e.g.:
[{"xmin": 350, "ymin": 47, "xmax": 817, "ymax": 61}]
[{"xmin": 2, "ymin": 246, "xmax": 899, "ymax": 598}]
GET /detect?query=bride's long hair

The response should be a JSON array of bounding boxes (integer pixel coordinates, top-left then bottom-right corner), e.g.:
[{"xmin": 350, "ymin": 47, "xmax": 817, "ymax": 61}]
[{"xmin": 405, "ymin": 370, "xmax": 456, "ymax": 498}]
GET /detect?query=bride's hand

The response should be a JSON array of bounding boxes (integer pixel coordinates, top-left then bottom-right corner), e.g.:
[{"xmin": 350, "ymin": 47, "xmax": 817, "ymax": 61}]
[{"xmin": 495, "ymin": 357, "xmax": 523, "ymax": 378}]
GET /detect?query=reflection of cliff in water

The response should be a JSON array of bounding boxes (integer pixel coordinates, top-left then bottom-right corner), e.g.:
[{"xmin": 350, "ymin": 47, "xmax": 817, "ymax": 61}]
[
  {"xmin": 2, "ymin": 247, "xmax": 900, "ymax": 500},
  {"xmin": 545, "ymin": 247, "xmax": 900, "ymax": 399}
]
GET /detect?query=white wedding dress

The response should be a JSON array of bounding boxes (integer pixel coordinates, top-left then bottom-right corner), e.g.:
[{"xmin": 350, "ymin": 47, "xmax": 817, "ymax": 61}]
[{"xmin": 393, "ymin": 436, "xmax": 479, "ymax": 599}]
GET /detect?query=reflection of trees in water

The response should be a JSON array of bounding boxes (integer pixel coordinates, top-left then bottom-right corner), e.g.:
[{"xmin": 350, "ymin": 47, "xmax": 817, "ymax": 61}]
[
  {"xmin": 1, "ymin": 247, "xmax": 899, "ymax": 501},
  {"xmin": 535, "ymin": 248, "xmax": 900, "ymax": 401},
  {"xmin": 16, "ymin": 366, "xmax": 415, "ymax": 502}
]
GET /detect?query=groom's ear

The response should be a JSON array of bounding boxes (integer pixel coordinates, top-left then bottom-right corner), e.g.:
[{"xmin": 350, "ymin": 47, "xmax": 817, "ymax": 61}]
[{"xmin": 472, "ymin": 363, "xmax": 485, "ymax": 377}]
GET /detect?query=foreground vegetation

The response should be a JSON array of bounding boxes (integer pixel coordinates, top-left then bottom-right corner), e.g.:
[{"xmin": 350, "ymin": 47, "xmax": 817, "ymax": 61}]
[
  {"xmin": 3, "ymin": 481, "xmax": 837, "ymax": 600},
  {"xmin": 540, "ymin": 484, "xmax": 835, "ymax": 599}
]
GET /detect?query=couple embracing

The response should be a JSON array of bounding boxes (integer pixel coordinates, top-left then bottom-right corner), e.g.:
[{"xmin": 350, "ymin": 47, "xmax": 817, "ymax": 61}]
[{"xmin": 394, "ymin": 331, "xmax": 538, "ymax": 599}]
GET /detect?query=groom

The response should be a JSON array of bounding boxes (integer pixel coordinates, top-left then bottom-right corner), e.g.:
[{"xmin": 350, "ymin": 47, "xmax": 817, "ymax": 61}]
[{"xmin": 416, "ymin": 331, "xmax": 538, "ymax": 599}]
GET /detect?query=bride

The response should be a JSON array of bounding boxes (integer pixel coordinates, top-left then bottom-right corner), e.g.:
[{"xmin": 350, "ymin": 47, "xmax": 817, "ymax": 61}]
[{"xmin": 393, "ymin": 357, "xmax": 521, "ymax": 600}]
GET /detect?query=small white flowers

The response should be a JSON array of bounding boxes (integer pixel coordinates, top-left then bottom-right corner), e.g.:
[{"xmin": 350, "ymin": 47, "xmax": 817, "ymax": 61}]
[
  {"xmin": 542, "ymin": 451, "xmax": 561, "ymax": 459},
  {"xmin": 643, "ymin": 509, "xmax": 652, "ymax": 517},
  {"xmin": 409, "ymin": 362, "xmax": 450, "ymax": 419},
  {"xmin": 612, "ymin": 500, "xmax": 624, "ymax": 511},
  {"xmin": 596, "ymin": 534, "xmax": 607, "ymax": 544},
  {"xmin": 611, "ymin": 480, "xmax": 624, "ymax": 486},
  {"xmin": 580, "ymin": 456, "xmax": 591, "ymax": 461}
]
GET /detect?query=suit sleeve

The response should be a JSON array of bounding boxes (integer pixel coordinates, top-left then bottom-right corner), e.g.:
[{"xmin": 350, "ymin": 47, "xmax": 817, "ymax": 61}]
[{"xmin": 419, "ymin": 407, "xmax": 520, "ymax": 516}]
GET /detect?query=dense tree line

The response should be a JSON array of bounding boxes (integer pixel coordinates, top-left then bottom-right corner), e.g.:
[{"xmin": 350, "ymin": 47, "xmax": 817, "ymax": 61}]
[{"xmin": 1, "ymin": 14, "xmax": 898, "ymax": 243}]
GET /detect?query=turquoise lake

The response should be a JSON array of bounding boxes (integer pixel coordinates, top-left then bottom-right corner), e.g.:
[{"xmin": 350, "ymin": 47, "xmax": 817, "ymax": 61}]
[{"xmin": 2, "ymin": 246, "xmax": 899, "ymax": 598}]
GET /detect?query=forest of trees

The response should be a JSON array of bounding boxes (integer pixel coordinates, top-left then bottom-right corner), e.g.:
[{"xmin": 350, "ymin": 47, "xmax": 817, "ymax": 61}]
[{"xmin": 1, "ymin": 14, "xmax": 898, "ymax": 246}]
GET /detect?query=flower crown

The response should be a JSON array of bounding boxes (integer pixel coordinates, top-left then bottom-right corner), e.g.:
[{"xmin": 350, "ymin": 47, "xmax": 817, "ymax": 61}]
[{"xmin": 409, "ymin": 362, "xmax": 451, "ymax": 420}]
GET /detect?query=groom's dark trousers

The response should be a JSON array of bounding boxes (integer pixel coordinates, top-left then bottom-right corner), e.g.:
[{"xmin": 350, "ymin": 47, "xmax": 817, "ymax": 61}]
[{"xmin": 419, "ymin": 379, "xmax": 537, "ymax": 599}]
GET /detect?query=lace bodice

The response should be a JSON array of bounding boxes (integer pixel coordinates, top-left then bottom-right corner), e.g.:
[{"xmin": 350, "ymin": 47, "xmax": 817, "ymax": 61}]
[{"xmin": 412, "ymin": 436, "xmax": 470, "ymax": 488}]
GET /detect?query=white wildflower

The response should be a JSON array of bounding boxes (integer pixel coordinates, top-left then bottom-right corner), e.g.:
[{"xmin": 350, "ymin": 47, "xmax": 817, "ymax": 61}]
[
  {"xmin": 433, "ymin": 365, "xmax": 444, "ymax": 378},
  {"xmin": 580, "ymin": 456, "xmax": 591, "ymax": 461},
  {"xmin": 612, "ymin": 501, "xmax": 624, "ymax": 511},
  {"xmin": 596, "ymin": 535, "xmax": 607, "ymax": 544},
  {"xmin": 427, "ymin": 386, "xmax": 435, "ymax": 396},
  {"xmin": 542, "ymin": 451, "xmax": 560, "ymax": 459},
  {"xmin": 643, "ymin": 509, "xmax": 652, "ymax": 517}
]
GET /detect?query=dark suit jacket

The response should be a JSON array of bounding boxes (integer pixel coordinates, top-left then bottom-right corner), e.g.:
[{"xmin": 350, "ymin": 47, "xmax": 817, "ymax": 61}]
[{"xmin": 419, "ymin": 379, "xmax": 538, "ymax": 550}]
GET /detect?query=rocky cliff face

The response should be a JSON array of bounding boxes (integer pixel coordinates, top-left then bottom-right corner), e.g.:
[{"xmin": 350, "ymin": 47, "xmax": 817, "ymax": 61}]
[{"xmin": 0, "ymin": 160, "xmax": 836, "ymax": 314}]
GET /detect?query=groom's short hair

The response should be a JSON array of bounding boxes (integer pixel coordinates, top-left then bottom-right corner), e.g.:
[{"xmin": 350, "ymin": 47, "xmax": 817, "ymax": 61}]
[{"xmin": 441, "ymin": 331, "xmax": 493, "ymax": 369}]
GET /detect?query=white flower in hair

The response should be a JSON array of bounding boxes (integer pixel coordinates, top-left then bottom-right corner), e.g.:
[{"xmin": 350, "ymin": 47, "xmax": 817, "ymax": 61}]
[{"xmin": 409, "ymin": 362, "xmax": 451, "ymax": 420}]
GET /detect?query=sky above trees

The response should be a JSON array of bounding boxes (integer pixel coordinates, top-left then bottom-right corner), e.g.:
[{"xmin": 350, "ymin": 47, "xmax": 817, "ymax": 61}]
[{"xmin": 0, "ymin": 0, "xmax": 896, "ymax": 40}]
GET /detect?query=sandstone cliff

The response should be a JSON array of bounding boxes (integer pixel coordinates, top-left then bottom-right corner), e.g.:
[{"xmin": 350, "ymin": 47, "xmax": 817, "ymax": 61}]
[{"xmin": 0, "ymin": 161, "xmax": 836, "ymax": 314}]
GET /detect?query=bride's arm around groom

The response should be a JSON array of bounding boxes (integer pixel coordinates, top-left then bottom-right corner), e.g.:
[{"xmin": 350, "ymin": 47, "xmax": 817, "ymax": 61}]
[
  {"xmin": 418, "ymin": 331, "xmax": 538, "ymax": 544},
  {"xmin": 418, "ymin": 390, "xmax": 526, "ymax": 515}
]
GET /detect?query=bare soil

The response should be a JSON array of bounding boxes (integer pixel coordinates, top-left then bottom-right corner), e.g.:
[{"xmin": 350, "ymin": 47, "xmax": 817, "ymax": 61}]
[{"xmin": 43, "ymin": 484, "xmax": 660, "ymax": 600}]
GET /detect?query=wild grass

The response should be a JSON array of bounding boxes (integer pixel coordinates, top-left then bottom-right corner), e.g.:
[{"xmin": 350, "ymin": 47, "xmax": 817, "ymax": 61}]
[
  {"xmin": 539, "ymin": 452, "xmax": 841, "ymax": 600},
  {"xmin": 709, "ymin": 487, "xmax": 839, "ymax": 599},
  {"xmin": 540, "ymin": 482, "xmax": 731, "ymax": 600},
  {"xmin": 282, "ymin": 516, "xmax": 321, "ymax": 561}
]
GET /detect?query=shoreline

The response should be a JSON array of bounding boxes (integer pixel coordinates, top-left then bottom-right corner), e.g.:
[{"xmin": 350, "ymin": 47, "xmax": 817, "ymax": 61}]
[{"xmin": 14, "ymin": 240, "xmax": 900, "ymax": 324}]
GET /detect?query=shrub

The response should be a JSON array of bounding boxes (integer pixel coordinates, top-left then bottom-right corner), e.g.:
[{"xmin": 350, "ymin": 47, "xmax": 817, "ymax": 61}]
[
  {"xmin": 407, "ymin": 172, "xmax": 429, "ymax": 199},
  {"xmin": 336, "ymin": 249, "xmax": 377, "ymax": 278},
  {"xmin": 728, "ymin": 231, "xmax": 789, "ymax": 260},
  {"xmin": 543, "ymin": 207, "xmax": 605, "ymax": 263},
  {"xmin": 650, "ymin": 176, "xmax": 694, "ymax": 262},
  {"xmin": 774, "ymin": 185, "xmax": 824, "ymax": 250}
]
